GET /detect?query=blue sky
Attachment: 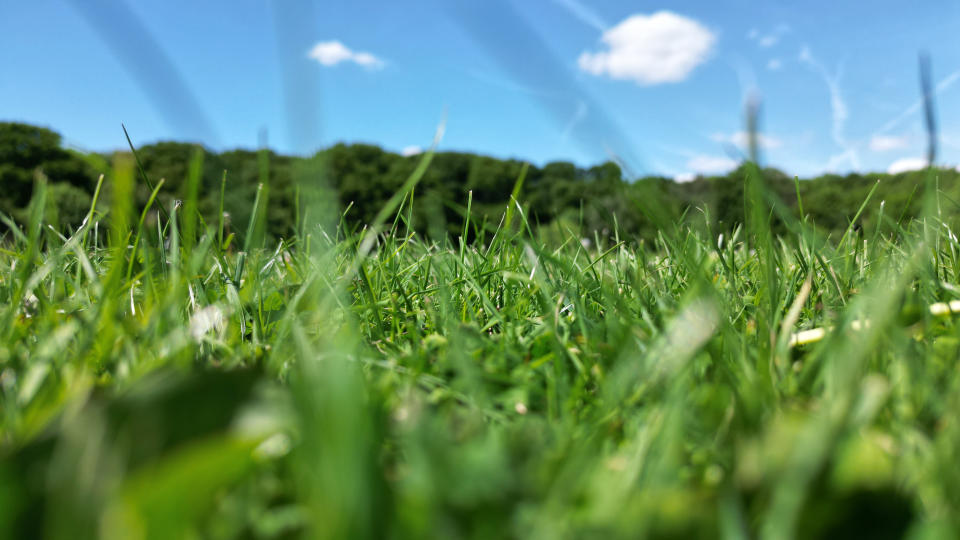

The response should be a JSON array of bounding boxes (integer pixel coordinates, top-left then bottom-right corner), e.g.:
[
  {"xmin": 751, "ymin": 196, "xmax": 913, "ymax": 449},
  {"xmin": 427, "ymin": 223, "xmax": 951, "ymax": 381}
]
[{"xmin": 2, "ymin": 0, "xmax": 960, "ymax": 179}]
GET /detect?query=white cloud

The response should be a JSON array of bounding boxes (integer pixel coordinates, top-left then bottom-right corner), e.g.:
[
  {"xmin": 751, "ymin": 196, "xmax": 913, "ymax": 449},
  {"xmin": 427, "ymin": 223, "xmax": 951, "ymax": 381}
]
[
  {"xmin": 401, "ymin": 145, "xmax": 423, "ymax": 157},
  {"xmin": 674, "ymin": 154, "xmax": 739, "ymax": 180},
  {"xmin": 687, "ymin": 155, "xmax": 738, "ymax": 174},
  {"xmin": 887, "ymin": 157, "xmax": 927, "ymax": 175},
  {"xmin": 307, "ymin": 41, "xmax": 384, "ymax": 69},
  {"xmin": 578, "ymin": 11, "xmax": 716, "ymax": 85},
  {"xmin": 767, "ymin": 58, "xmax": 782, "ymax": 71},
  {"xmin": 869, "ymin": 135, "xmax": 909, "ymax": 152},
  {"xmin": 711, "ymin": 131, "xmax": 782, "ymax": 150}
]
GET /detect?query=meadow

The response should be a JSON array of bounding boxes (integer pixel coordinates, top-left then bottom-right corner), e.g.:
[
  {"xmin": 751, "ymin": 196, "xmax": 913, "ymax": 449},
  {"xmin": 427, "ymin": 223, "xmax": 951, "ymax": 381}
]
[{"xmin": 2, "ymin": 144, "xmax": 960, "ymax": 539}]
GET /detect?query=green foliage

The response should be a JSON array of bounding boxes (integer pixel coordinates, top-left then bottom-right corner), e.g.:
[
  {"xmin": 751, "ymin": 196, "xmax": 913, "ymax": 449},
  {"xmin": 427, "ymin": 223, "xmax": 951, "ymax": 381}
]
[
  {"xmin": 7, "ymin": 122, "xmax": 960, "ymax": 249},
  {"xmin": 0, "ymin": 123, "xmax": 97, "ymax": 220}
]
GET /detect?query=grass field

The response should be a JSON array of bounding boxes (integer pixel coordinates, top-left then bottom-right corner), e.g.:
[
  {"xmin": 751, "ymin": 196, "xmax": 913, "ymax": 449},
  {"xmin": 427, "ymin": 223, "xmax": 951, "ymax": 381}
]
[{"xmin": 3, "ymin": 151, "xmax": 960, "ymax": 539}]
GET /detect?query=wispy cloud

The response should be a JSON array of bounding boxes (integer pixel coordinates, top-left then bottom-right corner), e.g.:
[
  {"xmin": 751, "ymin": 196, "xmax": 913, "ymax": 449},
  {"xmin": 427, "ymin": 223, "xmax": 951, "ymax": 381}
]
[
  {"xmin": 799, "ymin": 45, "xmax": 860, "ymax": 170},
  {"xmin": 560, "ymin": 100, "xmax": 589, "ymax": 142},
  {"xmin": 578, "ymin": 11, "xmax": 716, "ymax": 86},
  {"xmin": 943, "ymin": 133, "xmax": 960, "ymax": 151},
  {"xmin": 307, "ymin": 40, "xmax": 384, "ymax": 69},
  {"xmin": 823, "ymin": 150, "xmax": 859, "ymax": 173},
  {"xmin": 727, "ymin": 54, "xmax": 758, "ymax": 102},
  {"xmin": 868, "ymin": 135, "xmax": 909, "ymax": 152},
  {"xmin": 549, "ymin": 0, "xmax": 608, "ymax": 32},
  {"xmin": 747, "ymin": 24, "xmax": 791, "ymax": 48},
  {"xmin": 711, "ymin": 131, "xmax": 782, "ymax": 150},
  {"xmin": 758, "ymin": 36, "xmax": 778, "ymax": 48},
  {"xmin": 401, "ymin": 145, "xmax": 422, "ymax": 157},
  {"xmin": 873, "ymin": 70, "xmax": 960, "ymax": 136},
  {"xmin": 461, "ymin": 67, "xmax": 555, "ymax": 98},
  {"xmin": 767, "ymin": 58, "xmax": 782, "ymax": 71}
]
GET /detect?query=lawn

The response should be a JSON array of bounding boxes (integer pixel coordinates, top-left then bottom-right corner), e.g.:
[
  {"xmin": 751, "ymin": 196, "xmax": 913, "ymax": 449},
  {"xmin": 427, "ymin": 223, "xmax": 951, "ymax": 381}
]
[{"xmin": 1, "ymin": 154, "xmax": 958, "ymax": 539}]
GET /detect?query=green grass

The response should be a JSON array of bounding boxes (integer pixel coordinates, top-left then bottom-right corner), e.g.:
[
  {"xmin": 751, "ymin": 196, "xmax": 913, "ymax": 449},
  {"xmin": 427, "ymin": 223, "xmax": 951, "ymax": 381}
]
[{"xmin": 3, "ymin": 156, "xmax": 960, "ymax": 539}]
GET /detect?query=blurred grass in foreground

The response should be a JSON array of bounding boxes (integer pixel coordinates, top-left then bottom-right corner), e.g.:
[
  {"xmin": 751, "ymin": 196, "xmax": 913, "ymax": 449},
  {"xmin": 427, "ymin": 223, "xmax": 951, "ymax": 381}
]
[{"xmin": 3, "ymin": 148, "xmax": 960, "ymax": 539}]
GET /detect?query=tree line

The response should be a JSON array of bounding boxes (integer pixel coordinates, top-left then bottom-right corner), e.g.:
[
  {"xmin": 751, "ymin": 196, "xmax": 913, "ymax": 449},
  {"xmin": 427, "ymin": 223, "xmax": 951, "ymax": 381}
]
[{"xmin": 1, "ymin": 121, "xmax": 955, "ymax": 244}]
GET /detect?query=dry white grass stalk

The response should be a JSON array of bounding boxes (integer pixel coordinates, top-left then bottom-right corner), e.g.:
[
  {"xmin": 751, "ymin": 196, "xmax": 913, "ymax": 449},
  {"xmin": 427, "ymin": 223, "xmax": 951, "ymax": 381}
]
[{"xmin": 788, "ymin": 300, "xmax": 960, "ymax": 347}]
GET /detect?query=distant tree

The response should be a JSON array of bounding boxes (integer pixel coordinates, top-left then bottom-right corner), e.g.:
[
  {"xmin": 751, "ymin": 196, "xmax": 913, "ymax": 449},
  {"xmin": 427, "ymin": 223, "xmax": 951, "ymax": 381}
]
[
  {"xmin": 6, "ymin": 121, "xmax": 960, "ymax": 246},
  {"xmin": 528, "ymin": 161, "xmax": 582, "ymax": 223},
  {"xmin": 0, "ymin": 122, "xmax": 98, "ymax": 223}
]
